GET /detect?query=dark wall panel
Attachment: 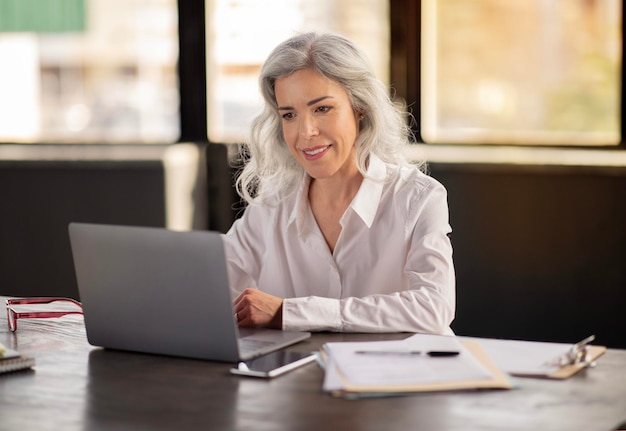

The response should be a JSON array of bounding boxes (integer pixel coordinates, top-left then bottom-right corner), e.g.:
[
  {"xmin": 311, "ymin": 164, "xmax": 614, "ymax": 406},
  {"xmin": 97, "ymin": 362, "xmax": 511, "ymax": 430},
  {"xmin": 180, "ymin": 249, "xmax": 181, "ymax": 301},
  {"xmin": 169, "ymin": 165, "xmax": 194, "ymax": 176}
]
[
  {"xmin": 0, "ymin": 161, "xmax": 166, "ymax": 299},
  {"xmin": 429, "ymin": 163, "xmax": 626, "ymax": 349}
]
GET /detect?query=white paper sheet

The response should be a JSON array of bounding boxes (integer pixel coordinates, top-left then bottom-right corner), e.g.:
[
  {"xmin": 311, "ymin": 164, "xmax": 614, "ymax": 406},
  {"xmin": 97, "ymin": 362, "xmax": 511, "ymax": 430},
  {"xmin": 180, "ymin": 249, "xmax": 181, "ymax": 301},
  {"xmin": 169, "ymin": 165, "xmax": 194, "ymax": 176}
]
[{"xmin": 323, "ymin": 334, "xmax": 493, "ymax": 389}]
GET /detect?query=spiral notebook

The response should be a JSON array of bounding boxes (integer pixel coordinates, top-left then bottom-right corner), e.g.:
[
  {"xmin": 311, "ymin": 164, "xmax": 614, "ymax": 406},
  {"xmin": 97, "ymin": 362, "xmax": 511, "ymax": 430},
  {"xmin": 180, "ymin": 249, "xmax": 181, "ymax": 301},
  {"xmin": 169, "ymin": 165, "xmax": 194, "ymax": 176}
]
[{"xmin": 0, "ymin": 343, "xmax": 35, "ymax": 374}]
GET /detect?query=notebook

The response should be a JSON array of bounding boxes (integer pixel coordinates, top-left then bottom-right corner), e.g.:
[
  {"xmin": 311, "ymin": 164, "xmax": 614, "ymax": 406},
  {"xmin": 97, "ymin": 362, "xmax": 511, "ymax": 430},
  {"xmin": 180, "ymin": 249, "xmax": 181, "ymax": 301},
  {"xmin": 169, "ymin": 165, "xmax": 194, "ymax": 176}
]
[
  {"xmin": 0, "ymin": 345, "xmax": 36, "ymax": 375},
  {"xmin": 68, "ymin": 222, "xmax": 310, "ymax": 362}
]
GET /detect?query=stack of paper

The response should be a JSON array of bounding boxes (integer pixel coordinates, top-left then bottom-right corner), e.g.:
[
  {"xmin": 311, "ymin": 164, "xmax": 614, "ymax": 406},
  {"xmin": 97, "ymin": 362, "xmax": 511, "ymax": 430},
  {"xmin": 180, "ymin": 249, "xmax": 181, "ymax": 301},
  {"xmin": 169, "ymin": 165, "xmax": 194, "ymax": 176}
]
[{"xmin": 321, "ymin": 333, "xmax": 513, "ymax": 398}]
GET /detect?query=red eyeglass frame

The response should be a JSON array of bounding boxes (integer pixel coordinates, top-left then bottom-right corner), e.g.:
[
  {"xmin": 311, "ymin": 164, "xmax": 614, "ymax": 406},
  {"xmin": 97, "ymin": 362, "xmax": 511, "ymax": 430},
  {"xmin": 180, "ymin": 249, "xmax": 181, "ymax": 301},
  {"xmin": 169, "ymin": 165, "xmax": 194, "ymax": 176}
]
[{"xmin": 6, "ymin": 297, "xmax": 83, "ymax": 332}]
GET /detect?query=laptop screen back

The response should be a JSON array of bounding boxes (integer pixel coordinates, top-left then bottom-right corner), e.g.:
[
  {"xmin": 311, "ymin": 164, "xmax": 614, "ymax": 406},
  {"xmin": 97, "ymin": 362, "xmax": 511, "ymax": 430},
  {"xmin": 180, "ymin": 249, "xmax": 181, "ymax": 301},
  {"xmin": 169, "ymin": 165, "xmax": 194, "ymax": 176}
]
[{"xmin": 69, "ymin": 223, "xmax": 241, "ymax": 362}]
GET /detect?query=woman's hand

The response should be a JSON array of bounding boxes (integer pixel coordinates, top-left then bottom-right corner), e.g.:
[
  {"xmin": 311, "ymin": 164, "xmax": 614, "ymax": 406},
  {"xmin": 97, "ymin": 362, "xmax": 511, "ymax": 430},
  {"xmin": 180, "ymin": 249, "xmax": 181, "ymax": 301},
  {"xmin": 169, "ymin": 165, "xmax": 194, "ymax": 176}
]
[{"xmin": 233, "ymin": 288, "xmax": 283, "ymax": 329}]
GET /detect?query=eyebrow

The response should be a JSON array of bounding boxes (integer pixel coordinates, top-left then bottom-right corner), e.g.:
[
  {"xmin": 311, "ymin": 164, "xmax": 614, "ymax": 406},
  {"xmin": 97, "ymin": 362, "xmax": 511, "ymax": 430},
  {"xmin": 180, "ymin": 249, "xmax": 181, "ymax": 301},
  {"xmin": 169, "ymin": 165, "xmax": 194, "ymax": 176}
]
[{"xmin": 277, "ymin": 96, "xmax": 334, "ymax": 111}]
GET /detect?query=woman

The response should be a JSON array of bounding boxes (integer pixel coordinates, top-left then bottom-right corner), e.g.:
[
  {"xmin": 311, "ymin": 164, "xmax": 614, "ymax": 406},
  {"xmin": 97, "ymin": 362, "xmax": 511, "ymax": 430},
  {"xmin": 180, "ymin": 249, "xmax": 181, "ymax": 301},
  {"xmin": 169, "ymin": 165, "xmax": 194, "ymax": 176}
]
[{"xmin": 224, "ymin": 32, "xmax": 455, "ymax": 334}]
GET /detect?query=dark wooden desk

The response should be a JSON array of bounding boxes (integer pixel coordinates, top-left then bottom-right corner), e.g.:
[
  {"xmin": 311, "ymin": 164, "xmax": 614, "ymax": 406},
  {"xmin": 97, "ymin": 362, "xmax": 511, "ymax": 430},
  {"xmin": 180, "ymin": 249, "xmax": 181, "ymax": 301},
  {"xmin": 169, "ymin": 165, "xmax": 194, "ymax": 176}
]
[{"xmin": 2, "ymin": 302, "xmax": 626, "ymax": 431}]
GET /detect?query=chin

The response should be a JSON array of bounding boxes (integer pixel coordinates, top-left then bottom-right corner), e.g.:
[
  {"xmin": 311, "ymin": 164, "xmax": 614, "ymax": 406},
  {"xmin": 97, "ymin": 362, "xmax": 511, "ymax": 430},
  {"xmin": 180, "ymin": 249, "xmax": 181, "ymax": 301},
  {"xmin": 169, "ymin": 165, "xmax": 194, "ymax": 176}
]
[{"xmin": 305, "ymin": 168, "xmax": 335, "ymax": 180}]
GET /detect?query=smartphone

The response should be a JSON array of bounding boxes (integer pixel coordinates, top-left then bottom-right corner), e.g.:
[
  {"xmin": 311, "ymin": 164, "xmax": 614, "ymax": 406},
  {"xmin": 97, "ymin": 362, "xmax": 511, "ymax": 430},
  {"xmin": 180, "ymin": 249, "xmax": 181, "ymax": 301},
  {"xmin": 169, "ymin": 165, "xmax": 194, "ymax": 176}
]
[{"xmin": 230, "ymin": 350, "xmax": 316, "ymax": 378}]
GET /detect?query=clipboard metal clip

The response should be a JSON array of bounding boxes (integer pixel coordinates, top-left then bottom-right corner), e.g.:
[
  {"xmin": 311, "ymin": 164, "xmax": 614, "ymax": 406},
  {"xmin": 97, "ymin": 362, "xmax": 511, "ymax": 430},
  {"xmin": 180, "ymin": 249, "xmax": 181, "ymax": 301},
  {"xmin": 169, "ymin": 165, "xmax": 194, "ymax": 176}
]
[{"xmin": 547, "ymin": 335, "xmax": 597, "ymax": 369}]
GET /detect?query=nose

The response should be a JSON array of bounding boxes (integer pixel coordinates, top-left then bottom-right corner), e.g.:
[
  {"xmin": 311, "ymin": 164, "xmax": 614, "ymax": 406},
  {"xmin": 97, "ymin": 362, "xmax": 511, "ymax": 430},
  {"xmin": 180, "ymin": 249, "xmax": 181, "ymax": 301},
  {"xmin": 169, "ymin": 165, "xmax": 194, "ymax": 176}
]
[{"xmin": 299, "ymin": 115, "xmax": 318, "ymax": 139}]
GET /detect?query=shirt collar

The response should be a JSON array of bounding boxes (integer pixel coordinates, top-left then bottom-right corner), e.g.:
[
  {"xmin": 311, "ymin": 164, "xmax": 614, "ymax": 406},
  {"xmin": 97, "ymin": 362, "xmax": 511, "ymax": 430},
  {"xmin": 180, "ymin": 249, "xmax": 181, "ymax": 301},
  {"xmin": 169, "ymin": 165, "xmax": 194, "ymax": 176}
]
[
  {"xmin": 288, "ymin": 153, "xmax": 387, "ymax": 232},
  {"xmin": 289, "ymin": 172, "xmax": 312, "ymax": 236},
  {"xmin": 349, "ymin": 153, "xmax": 386, "ymax": 228}
]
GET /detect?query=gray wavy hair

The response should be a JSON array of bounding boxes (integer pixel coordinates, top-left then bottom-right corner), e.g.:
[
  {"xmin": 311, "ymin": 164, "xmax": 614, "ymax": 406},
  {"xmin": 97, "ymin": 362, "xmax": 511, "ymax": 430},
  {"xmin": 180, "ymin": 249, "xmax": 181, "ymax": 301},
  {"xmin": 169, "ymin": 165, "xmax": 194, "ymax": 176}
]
[{"xmin": 236, "ymin": 32, "xmax": 420, "ymax": 205}]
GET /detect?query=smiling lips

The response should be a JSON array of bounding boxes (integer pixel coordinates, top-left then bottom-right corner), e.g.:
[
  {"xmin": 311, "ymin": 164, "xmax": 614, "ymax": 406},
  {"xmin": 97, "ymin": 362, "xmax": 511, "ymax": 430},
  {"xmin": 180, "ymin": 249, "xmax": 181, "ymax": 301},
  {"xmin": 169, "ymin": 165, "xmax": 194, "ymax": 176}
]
[{"xmin": 302, "ymin": 145, "xmax": 330, "ymax": 160}]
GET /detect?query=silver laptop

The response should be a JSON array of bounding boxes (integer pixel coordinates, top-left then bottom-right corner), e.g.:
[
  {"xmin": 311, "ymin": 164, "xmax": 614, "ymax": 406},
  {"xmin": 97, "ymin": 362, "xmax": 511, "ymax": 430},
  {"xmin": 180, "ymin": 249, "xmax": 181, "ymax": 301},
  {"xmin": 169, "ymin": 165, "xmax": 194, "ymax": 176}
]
[{"xmin": 68, "ymin": 222, "xmax": 310, "ymax": 362}]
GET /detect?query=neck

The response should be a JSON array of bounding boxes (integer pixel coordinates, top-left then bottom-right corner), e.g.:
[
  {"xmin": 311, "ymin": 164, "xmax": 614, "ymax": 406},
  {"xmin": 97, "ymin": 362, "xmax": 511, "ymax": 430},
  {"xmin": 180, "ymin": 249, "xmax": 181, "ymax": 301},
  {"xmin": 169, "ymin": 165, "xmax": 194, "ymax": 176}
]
[{"xmin": 308, "ymin": 169, "xmax": 363, "ymax": 208}]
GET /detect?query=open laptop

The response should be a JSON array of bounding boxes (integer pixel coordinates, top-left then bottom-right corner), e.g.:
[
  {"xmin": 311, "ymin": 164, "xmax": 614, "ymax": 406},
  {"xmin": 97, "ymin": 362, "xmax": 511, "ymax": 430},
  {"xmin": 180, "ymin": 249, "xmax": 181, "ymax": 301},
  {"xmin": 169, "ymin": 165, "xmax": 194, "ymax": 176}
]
[{"xmin": 68, "ymin": 222, "xmax": 310, "ymax": 362}]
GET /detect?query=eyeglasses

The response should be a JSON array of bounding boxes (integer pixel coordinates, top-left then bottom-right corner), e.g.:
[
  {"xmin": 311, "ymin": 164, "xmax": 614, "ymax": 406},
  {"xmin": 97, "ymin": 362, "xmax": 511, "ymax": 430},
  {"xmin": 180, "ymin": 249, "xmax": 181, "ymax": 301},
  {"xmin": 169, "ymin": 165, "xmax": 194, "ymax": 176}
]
[{"xmin": 6, "ymin": 297, "xmax": 83, "ymax": 332}]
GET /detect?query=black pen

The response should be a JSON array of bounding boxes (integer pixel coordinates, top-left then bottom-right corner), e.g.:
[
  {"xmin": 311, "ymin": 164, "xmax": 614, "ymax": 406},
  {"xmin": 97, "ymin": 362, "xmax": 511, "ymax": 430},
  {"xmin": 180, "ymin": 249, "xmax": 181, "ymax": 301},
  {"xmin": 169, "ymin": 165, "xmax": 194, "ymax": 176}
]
[{"xmin": 354, "ymin": 350, "xmax": 460, "ymax": 357}]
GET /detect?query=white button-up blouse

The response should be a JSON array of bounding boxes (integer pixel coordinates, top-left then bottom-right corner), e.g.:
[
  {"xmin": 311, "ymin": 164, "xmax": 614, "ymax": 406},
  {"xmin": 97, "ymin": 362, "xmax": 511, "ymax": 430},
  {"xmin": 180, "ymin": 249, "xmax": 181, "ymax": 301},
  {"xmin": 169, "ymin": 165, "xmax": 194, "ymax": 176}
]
[{"xmin": 222, "ymin": 154, "xmax": 455, "ymax": 335}]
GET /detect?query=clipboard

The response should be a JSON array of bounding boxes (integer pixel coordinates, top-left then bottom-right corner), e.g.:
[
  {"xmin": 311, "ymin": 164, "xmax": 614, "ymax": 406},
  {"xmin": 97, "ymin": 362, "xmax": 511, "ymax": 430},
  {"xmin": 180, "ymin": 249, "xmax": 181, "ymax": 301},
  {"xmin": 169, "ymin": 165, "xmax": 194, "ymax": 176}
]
[
  {"xmin": 462, "ymin": 335, "xmax": 607, "ymax": 380},
  {"xmin": 518, "ymin": 344, "xmax": 606, "ymax": 380},
  {"xmin": 324, "ymin": 340, "xmax": 513, "ymax": 398}
]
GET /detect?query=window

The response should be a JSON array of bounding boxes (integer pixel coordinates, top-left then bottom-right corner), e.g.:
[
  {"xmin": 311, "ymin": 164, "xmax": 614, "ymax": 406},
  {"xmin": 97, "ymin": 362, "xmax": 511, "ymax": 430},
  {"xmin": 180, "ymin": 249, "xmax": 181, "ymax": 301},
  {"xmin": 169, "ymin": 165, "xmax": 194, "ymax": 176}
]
[
  {"xmin": 205, "ymin": 0, "xmax": 390, "ymax": 144},
  {"xmin": 0, "ymin": 0, "xmax": 179, "ymax": 143},
  {"xmin": 419, "ymin": 0, "xmax": 622, "ymax": 146}
]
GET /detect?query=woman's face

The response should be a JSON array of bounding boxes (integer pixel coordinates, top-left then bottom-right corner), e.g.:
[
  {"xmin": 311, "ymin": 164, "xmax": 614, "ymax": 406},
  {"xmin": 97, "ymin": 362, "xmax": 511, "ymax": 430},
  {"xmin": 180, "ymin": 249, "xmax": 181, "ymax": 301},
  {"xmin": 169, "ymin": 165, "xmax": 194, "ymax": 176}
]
[{"xmin": 274, "ymin": 68, "xmax": 361, "ymax": 181}]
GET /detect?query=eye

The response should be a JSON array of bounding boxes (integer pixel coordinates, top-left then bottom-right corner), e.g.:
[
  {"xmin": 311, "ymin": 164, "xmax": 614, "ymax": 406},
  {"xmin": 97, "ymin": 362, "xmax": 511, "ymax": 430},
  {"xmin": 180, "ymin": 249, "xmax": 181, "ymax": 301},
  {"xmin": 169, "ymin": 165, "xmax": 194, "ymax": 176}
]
[
  {"xmin": 281, "ymin": 112, "xmax": 295, "ymax": 120},
  {"xmin": 316, "ymin": 105, "xmax": 332, "ymax": 114}
]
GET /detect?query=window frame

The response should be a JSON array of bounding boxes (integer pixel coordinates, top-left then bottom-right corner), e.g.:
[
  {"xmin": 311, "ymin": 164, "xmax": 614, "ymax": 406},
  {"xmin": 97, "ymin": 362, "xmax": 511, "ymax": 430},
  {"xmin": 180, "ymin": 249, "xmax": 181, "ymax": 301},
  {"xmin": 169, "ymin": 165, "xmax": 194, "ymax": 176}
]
[{"xmin": 177, "ymin": 0, "xmax": 208, "ymax": 143}]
